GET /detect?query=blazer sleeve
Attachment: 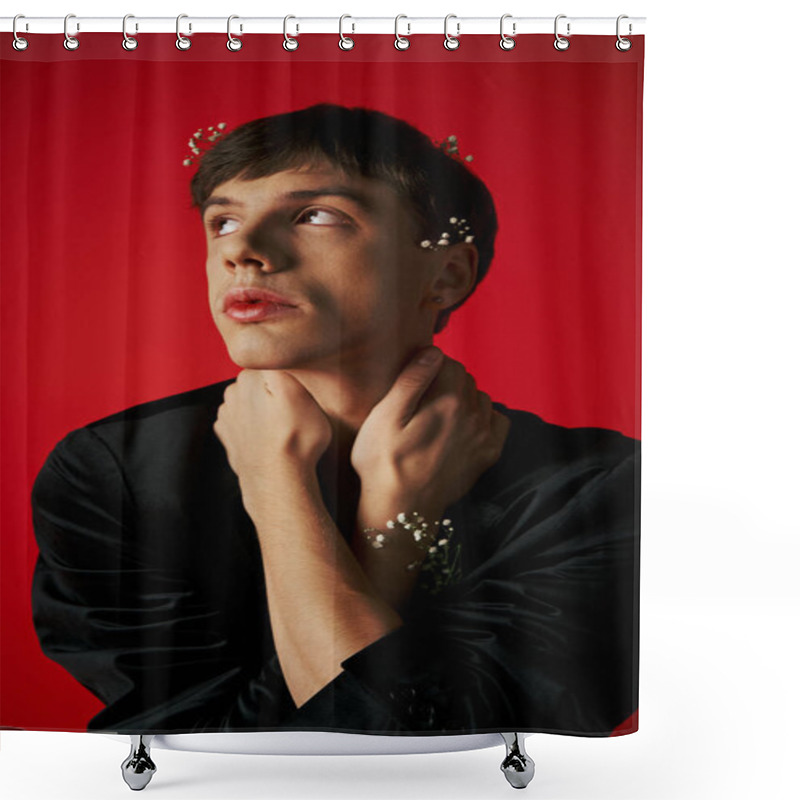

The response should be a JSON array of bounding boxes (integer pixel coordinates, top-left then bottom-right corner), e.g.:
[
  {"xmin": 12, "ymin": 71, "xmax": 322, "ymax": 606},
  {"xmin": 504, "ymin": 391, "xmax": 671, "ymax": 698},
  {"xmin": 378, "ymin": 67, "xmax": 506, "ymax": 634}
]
[
  {"xmin": 288, "ymin": 448, "xmax": 640, "ymax": 735},
  {"xmin": 30, "ymin": 426, "xmax": 282, "ymax": 733}
]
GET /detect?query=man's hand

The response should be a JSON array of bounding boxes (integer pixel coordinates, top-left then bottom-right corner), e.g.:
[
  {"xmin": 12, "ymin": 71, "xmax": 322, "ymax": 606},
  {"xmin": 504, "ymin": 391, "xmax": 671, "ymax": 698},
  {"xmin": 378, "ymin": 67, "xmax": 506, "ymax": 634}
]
[
  {"xmin": 349, "ymin": 346, "xmax": 510, "ymax": 610},
  {"xmin": 351, "ymin": 346, "xmax": 510, "ymax": 514},
  {"xmin": 213, "ymin": 369, "xmax": 332, "ymax": 501}
]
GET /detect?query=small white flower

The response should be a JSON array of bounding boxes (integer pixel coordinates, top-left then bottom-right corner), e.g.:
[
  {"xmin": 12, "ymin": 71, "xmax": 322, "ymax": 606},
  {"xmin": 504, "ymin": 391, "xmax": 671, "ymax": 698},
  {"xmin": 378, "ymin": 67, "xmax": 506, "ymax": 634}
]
[
  {"xmin": 442, "ymin": 519, "xmax": 452, "ymax": 526},
  {"xmin": 465, "ymin": 155, "xmax": 474, "ymax": 161},
  {"xmin": 218, "ymin": 122, "xmax": 227, "ymax": 129},
  {"xmin": 386, "ymin": 520, "xmax": 395, "ymax": 529},
  {"xmin": 437, "ymin": 238, "xmax": 449, "ymax": 246},
  {"xmin": 371, "ymin": 540, "xmax": 383, "ymax": 549},
  {"xmin": 438, "ymin": 539, "xmax": 448, "ymax": 546},
  {"xmin": 376, "ymin": 534, "xmax": 385, "ymax": 543},
  {"xmin": 449, "ymin": 216, "xmax": 457, "ymax": 223},
  {"xmin": 428, "ymin": 546, "xmax": 438, "ymax": 554},
  {"xmin": 420, "ymin": 240, "xmax": 432, "ymax": 248},
  {"xmin": 183, "ymin": 158, "xmax": 192, "ymax": 166},
  {"xmin": 413, "ymin": 531, "xmax": 423, "ymax": 541},
  {"xmin": 398, "ymin": 512, "xmax": 407, "ymax": 523},
  {"xmin": 465, "ymin": 236, "xmax": 474, "ymax": 243}
]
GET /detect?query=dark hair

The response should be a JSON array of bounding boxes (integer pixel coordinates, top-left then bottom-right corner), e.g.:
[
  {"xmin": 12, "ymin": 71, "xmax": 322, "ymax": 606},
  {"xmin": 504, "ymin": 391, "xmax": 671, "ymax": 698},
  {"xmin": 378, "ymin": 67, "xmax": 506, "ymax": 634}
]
[{"xmin": 190, "ymin": 103, "xmax": 498, "ymax": 333}]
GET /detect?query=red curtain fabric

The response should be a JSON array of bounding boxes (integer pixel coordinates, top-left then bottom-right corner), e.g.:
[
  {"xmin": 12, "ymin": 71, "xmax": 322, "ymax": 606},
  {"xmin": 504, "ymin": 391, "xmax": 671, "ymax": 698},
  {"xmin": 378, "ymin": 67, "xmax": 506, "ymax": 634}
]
[{"xmin": 1, "ymin": 33, "xmax": 643, "ymax": 733}]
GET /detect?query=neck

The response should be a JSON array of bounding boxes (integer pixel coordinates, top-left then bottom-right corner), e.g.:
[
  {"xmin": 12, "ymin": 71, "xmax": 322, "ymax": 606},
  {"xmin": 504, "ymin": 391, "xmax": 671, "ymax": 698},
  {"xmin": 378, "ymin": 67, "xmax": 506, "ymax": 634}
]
[
  {"xmin": 290, "ymin": 340, "xmax": 432, "ymax": 472},
  {"xmin": 300, "ymin": 344, "xmax": 428, "ymax": 536}
]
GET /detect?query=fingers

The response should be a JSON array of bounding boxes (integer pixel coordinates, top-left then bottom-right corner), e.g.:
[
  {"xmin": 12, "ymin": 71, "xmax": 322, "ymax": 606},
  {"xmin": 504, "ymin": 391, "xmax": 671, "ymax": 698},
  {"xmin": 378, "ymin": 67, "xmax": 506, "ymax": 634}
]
[
  {"xmin": 476, "ymin": 389, "xmax": 493, "ymax": 423},
  {"xmin": 384, "ymin": 346, "xmax": 446, "ymax": 426}
]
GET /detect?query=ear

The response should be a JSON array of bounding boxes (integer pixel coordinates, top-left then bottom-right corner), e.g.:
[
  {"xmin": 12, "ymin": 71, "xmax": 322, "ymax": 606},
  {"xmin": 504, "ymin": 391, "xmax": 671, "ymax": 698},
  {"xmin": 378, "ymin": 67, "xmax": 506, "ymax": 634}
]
[{"xmin": 432, "ymin": 242, "xmax": 479, "ymax": 306}]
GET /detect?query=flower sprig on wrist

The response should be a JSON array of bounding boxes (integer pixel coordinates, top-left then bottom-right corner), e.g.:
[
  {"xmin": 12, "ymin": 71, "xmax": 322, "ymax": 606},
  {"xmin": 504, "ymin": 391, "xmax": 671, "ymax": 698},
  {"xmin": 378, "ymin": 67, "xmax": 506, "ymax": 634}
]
[{"xmin": 362, "ymin": 511, "xmax": 462, "ymax": 595}]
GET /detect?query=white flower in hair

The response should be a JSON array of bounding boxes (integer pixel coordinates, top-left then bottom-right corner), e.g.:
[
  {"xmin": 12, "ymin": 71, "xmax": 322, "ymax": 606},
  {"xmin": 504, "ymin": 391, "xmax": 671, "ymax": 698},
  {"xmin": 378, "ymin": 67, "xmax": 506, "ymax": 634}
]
[{"xmin": 183, "ymin": 122, "xmax": 229, "ymax": 167}]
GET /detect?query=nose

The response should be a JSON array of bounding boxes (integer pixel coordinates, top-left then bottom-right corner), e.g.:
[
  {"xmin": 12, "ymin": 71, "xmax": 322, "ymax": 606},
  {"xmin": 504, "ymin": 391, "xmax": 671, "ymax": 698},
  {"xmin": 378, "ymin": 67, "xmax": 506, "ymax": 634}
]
[{"xmin": 218, "ymin": 227, "xmax": 283, "ymax": 274}]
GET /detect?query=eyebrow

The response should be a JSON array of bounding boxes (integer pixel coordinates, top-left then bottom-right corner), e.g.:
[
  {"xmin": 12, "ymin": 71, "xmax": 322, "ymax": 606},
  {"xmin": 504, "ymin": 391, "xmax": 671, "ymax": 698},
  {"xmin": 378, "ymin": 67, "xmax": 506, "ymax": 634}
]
[{"xmin": 200, "ymin": 185, "xmax": 377, "ymax": 218}]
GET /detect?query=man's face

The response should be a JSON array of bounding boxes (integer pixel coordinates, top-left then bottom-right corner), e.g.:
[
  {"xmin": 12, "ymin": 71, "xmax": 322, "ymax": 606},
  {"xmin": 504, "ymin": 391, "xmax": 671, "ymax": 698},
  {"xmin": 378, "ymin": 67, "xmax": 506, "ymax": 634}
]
[{"xmin": 203, "ymin": 163, "xmax": 435, "ymax": 371}]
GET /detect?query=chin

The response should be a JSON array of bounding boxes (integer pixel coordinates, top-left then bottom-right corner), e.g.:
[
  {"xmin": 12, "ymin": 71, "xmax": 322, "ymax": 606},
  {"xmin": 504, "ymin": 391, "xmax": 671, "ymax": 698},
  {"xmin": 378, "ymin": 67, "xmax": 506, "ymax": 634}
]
[
  {"xmin": 227, "ymin": 346, "xmax": 292, "ymax": 371},
  {"xmin": 220, "ymin": 334, "xmax": 281, "ymax": 370}
]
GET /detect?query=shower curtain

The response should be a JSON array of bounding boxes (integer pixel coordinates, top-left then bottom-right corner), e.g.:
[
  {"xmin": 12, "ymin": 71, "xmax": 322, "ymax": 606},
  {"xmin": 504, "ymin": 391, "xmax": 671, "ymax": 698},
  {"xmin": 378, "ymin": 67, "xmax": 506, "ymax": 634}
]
[{"xmin": 0, "ymin": 29, "xmax": 643, "ymax": 738}]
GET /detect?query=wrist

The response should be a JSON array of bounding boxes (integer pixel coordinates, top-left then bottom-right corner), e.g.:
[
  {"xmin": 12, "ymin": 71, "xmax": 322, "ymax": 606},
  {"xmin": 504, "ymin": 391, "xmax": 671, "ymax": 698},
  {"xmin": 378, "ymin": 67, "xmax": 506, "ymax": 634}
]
[
  {"xmin": 357, "ymin": 486, "xmax": 444, "ymax": 525},
  {"xmin": 239, "ymin": 461, "xmax": 322, "ymax": 523}
]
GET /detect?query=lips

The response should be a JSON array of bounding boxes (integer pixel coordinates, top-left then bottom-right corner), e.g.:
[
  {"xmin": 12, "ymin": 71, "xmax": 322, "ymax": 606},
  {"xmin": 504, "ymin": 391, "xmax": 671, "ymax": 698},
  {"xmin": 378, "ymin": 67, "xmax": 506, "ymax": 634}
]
[{"xmin": 223, "ymin": 287, "xmax": 299, "ymax": 311}]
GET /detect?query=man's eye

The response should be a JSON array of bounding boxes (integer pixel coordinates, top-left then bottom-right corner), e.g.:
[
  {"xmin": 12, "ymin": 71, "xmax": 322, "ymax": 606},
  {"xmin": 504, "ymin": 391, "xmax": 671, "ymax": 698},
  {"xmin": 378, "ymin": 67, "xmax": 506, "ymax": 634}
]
[
  {"xmin": 296, "ymin": 207, "xmax": 347, "ymax": 226},
  {"xmin": 207, "ymin": 217, "xmax": 239, "ymax": 236}
]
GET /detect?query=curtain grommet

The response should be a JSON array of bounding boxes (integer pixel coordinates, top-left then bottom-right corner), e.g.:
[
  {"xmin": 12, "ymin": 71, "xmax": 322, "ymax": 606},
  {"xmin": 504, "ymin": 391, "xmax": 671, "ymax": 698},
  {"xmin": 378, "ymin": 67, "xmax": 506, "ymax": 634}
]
[
  {"xmin": 64, "ymin": 13, "xmax": 80, "ymax": 51},
  {"xmin": 615, "ymin": 15, "xmax": 632, "ymax": 51},
  {"xmin": 499, "ymin": 14, "xmax": 516, "ymax": 50},
  {"xmin": 554, "ymin": 15, "xmax": 570, "ymax": 51},
  {"xmin": 444, "ymin": 14, "xmax": 460, "ymax": 51},
  {"xmin": 394, "ymin": 15, "xmax": 410, "ymax": 50},
  {"xmin": 12, "ymin": 14, "xmax": 29, "ymax": 51},
  {"xmin": 227, "ymin": 15, "xmax": 243, "ymax": 51},
  {"xmin": 122, "ymin": 14, "xmax": 138, "ymax": 50},
  {"xmin": 283, "ymin": 15, "xmax": 299, "ymax": 51},
  {"xmin": 176, "ymin": 14, "xmax": 191, "ymax": 50},
  {"xmin": 339, "ymin": 15, "xmax": 355, "ymax": 50}
]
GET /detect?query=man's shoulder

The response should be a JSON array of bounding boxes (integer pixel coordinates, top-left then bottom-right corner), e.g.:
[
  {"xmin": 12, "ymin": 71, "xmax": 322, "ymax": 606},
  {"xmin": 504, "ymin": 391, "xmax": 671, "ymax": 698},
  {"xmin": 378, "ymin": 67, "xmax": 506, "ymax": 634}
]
[
  {"xmin": 492, "ymin": 400, "xmax": 638, "ymax": 469},
  {"xmin": 474, "ymin": 400, "xmax": 639, "ymax": 505},
  {"xmin": 57, "ymin": 378, "xmax": 237, "ymax": 463},
  {"xmin": 86, "ymin": 378, "xmax": 236, "ymax": 429}
]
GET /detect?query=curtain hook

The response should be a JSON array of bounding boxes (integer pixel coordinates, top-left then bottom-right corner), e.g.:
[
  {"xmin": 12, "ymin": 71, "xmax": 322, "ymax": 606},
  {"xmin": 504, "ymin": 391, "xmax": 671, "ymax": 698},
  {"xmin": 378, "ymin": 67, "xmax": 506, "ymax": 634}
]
[
  {"xmin": 554, "ymin": 14, "xmax": 570, "ymax": 51},
  {"xmin": 616, "ymin": 15, "xmax": 632, "ymax": 51},
  {"xmin": 227, "ymin": 15, "xmax": 243, "ymax": 51},
  {"xmin": 12, "ymin": 14, "xmax": 29, "ymax": 51},
  {"xmin": 394, "ymin": 14, "xmax": 410, "ymax": 50},
  {"xmin": 64, "ymin": 13, "xmax": 79, "ymax": 51},
  {"xmin": 122, "ymin": 15, "xmax": 138, "ymax": 51},
  {"xmin": 176, "ymin": 14, "xmax": 192, "ymax": 50},
  {"xmin": 339, "ymin": 14, "xmax": 354, "ymax": 50},
  {"xmin": 283, "ymin": 15, "xmax": 299, "ymax": 51},
  {"xmin": 444, "ymin": 13, "xmax": 460, "ymax": 51},
  {"xmin": 499, "ymin": 14, "xmax": 516, "ymax": 50}
]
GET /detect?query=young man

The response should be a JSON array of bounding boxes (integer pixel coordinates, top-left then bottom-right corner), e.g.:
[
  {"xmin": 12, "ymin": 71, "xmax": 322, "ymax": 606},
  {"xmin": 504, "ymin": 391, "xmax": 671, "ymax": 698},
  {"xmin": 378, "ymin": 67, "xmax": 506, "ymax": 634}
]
[{"xmin": 31, "ymin": 104, "xmax": 639, "ymax": 735}]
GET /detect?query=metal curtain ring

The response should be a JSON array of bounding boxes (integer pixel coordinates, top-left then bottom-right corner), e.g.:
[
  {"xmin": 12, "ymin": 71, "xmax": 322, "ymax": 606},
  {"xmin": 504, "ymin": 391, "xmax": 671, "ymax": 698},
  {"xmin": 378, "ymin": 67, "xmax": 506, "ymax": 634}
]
[
  {"xmin": 499, "ymin": 14, "xmax": 516, "ymax": 50},
  {"xmin": 394, "ymin": 14, "xmax": 410, "ymax": 50},
  {"xmin": 283, "ymin": 15, "xmax": 299, "ymax": 51},
  {"xmin": 122, "ymin": 14, "xmax": 138, "ymax": 50},
  {"xmin": 12, "ymin": 14, "xmax": 29, "ymax": 51},
  {"xmin": 64, "ymin": 13, "xmax": 79, "ymax": 50},
  {"xmin": 227, "ymin": 15, "xmax": 242, "ymax": 51},
  {"xmin": 444, "ymin": 13, "xmax": 460, "ymax": 51},
  {"xmin": 339, "ymin": 14, "xmax": 354, "ymax": 50},
  {"xmin": 616, "ymin": 14, "xmax": 632, "ymax": 51},
  {"xmin": 176, "ymin": 14, "xmax": 191, "ymax": 50},
  {"xmin": 554, "ymin": 14, "xmax": 570, "ymax": 51}
]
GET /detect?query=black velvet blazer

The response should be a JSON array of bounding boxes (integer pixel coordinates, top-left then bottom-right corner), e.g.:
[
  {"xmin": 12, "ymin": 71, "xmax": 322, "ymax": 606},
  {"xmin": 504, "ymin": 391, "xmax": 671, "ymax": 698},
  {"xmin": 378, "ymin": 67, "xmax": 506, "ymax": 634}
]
[{"xmin": 30, "ymin": 378, "xmax": 639, "ymax": 736}]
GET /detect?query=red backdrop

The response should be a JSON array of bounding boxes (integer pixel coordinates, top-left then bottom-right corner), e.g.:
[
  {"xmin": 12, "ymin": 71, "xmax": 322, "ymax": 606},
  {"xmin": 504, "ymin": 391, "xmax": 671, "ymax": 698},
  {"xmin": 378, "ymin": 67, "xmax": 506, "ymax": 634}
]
[{"xmin": 1, "ymin": 33, "xmax": 643, "ymax": 730}]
